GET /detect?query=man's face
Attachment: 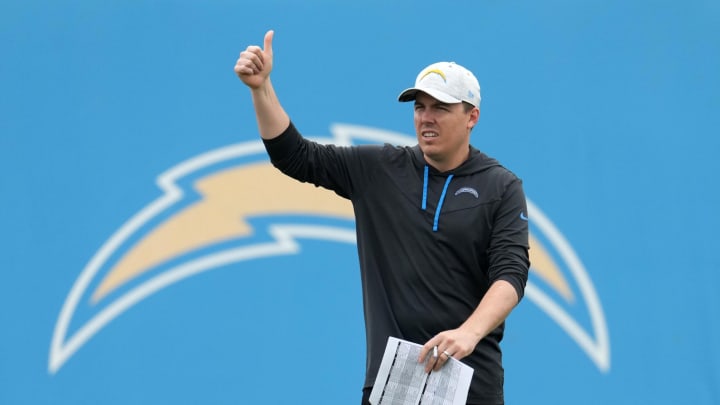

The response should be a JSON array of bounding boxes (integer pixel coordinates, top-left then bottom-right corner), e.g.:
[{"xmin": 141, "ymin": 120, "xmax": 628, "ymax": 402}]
[{"xmin": 413, "ymin": 92, "xmax": 479, "ymax": 171}]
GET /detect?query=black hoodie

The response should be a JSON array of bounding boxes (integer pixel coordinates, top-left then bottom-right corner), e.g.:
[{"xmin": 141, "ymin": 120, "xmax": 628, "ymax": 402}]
[{"xmin": 264, "ymin": 122, "xmax": 529, "ymax": 404}]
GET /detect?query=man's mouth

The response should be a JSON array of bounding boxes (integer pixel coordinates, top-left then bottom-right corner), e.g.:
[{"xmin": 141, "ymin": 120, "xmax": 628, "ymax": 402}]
[{"xmin": 422, "ymin": 131, "xmax": 439, "ymax": 138}]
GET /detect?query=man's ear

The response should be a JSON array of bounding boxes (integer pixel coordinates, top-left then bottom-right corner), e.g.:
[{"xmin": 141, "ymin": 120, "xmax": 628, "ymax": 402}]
[{"xmin": 468, "ymin": 107, "xmax": 480, "ymax": 130}]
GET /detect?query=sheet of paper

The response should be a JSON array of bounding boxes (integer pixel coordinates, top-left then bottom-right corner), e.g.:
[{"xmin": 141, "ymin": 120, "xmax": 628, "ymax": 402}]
[{"xmin": 369, "ymin": 336, "xmax": 474, "ymax": 405}]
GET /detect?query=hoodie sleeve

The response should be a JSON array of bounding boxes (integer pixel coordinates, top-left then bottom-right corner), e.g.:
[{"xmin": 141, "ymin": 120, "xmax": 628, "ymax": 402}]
[
  {"xmin": 487, "ymin": 176, "xmax": 530, "ymax": 301},
  {"xmin": 262, "ymin": 121, "xmax": 379, "ymax": 199}
]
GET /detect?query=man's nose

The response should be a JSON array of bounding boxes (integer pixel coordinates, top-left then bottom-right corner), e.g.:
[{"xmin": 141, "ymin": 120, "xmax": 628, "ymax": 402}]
[{"xmin": 418, "ymin": 109, "xmax": 435, "ymax": 122}]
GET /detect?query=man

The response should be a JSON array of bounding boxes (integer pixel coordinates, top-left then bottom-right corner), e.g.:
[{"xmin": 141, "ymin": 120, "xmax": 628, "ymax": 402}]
[{"xmin": 234, "ymin": 30, "xmax": 529, "ymax": 405}]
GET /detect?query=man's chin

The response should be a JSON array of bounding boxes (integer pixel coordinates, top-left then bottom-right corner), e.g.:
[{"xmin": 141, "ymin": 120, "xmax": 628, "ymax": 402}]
[{"xmin": 418, "ymin": 141, "xmax": 441, "ymax": 154}]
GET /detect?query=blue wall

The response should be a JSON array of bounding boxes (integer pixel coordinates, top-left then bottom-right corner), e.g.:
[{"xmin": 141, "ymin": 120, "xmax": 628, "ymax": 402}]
[{"xmin": 1, "ymin": 1, "xmax": 718, "ymax": 403}]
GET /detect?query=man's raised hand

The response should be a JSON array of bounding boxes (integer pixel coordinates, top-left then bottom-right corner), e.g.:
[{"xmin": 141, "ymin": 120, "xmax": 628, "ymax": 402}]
[{"xmin": 235, "ymin": 30, "xmax": 274, "ymax": 89}]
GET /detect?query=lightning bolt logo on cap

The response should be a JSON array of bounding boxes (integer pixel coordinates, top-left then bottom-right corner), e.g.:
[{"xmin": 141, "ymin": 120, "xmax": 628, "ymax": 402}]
[{"xmin": 418, "ymin": 68, "xmax": 447, "ymax": 83}]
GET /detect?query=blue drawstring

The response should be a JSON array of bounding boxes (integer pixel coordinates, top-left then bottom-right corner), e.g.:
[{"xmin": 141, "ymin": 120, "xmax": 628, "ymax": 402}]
[
  {"xmin": 421, "ymin": 165, "xmax": 454, "ymax": 232},
  {"xmin": 434, "ymin": 174, "xmax": 454, "ymax": 231},
  {"xmin": 422, "ymin": 166, "xmax": 429, "ymax": 210}
]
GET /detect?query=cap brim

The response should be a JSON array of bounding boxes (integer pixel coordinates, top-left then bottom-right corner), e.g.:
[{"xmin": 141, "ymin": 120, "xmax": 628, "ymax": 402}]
[{"xmin": 397, "ymin": 87, "xmax": 462, "ymax": 104}]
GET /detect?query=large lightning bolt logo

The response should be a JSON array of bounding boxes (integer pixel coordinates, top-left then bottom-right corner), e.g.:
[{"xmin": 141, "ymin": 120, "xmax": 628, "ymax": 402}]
[{"xmin": 48, "ymin": 124, "xmax": 610, "ymax": 374}]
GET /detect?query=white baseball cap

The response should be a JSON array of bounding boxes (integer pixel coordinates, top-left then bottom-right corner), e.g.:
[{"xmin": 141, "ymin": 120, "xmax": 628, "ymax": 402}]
[{"xmin": 398, "ymin": 61, "xmax": 481, "ymax": 107}]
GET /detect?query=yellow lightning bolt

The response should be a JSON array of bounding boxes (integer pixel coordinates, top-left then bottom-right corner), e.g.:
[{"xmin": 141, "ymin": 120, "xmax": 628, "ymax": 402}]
[
  {"xmin": 91, "ymin": 163, "xmax": 354, "ymax": 302},
  {"xmin": 419, "ymin": 68, "xmax": 447, "ymax": 82}
]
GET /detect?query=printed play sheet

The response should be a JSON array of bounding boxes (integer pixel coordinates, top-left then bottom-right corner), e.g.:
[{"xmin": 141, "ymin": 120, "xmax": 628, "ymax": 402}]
[{"xmin": 369, "ymin": 337, "xmax": 474, "ymax": 405}]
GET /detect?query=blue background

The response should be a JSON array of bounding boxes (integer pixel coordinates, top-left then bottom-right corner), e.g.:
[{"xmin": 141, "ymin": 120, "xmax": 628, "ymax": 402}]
[{"xmin": 1, "ymin": 0, "xmax": 718, "ymax": 404}]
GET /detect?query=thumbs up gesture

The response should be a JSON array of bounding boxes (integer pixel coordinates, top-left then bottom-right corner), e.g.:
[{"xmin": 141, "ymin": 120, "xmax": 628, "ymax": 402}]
[{"xmin": 235, "ymin": 30, "xmax": 274, "ymax": 89}]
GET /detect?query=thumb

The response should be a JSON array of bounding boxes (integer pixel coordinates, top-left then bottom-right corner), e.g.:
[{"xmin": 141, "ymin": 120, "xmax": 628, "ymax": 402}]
[{"xmin": 263, "ymin": 30, "xmax": 274, "ymax": 56}]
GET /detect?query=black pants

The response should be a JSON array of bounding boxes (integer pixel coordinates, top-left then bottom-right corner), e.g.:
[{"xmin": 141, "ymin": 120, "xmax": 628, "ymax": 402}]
[{"xmin": 361, "ymin": 387, "xmax": 372, "ymax": 405}]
